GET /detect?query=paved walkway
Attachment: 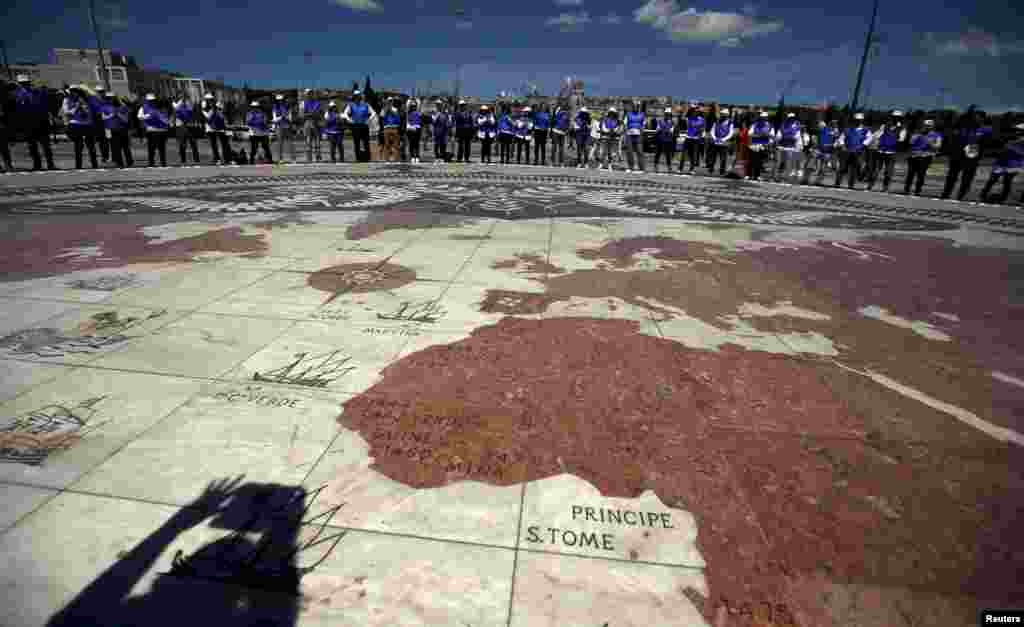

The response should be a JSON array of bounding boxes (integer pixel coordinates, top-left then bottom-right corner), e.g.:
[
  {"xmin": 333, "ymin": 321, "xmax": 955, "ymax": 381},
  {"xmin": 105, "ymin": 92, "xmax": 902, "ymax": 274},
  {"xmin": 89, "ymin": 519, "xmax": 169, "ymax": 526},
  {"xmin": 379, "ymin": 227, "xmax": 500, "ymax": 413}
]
[{"xmin": 0, "ymin": 165, "xmax": 1022, "ymax": 627}]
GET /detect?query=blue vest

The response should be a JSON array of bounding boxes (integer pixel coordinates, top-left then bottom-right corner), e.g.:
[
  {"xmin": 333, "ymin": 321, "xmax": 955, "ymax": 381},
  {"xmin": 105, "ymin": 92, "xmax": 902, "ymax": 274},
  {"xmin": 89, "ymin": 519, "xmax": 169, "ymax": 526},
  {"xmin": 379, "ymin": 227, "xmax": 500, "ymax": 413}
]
[
  {"xmin": 247, "ymin": 110, "xmax": 269, "ymax": 133},
  {"xmin": 204, "ymin": 106, "xmax": 226, "ymax": 131},
  {"xmin": 174, "ymin": 102, "xmax": 194, "ymax": 124},
  {"xmin": 534, "ymin": 111, "xmax": 550, "ymax": 130},
  {"xmin": 100, "ymin": 103, "xmax": 123, "ymax": 130},
  {"xmin": 878, "ymin": 126, "xmax": 901, "ymax": 152},
  {"xmin": 514, "ymin": 116, "xmax": 530, "ymax": 138},
  {"xmin": 302, "ymin": 100, "xmax": 321, "ymax": 115},
  {"xmin": 554, "ymin": 111, "xmax": 570, "ymax": 131},
  {"xmin": 433, "ymin": 113, "xmax": 451, "ymax": 140},
  {"xmin": 656, "ymin": 118, "xmax": 675, "ymax": 142},
  {"xmin": 818, "ymin": 128, "xmax": 836, "ymax": 152},
  {"xmin": 324, "ymin": 110, "xmax": 341, "ymax": 134},
  {"xmin": 383, "ymin": 110, "xmax": 401, "ymax": 128},
  {"xmin": 16, "ymin": 86, "xmax": 47, "ymax": 113},
  {"xmin": 997, "ymin": 139, "xmax": 1024, "ymax": 169},
  {"xmin": 780, "ymin": 120, "xmax": 800, "ymax": 147},
  {"xmin": 406, "ymin": 111, "xmax": 422, "ymax": 131},
  {"xmin": 845, "ymin": 127, "xmax": 868, "ymax": 152},
  {"xmin": 686, "ymin": 115, "xmax": 705, "ymax": 138},
  {"xmin": 142, "ymin": 103, "xmax": 169, "ymax": 131},
  {"xmin": 349, "ymin": 102, "xmax": 369, "ymax": 125},
  {"xmin": 602, "ymin": 117, "xmax": 620, "ymax": 134},
  {"xmin": 66, "ymin": 98, "xmax": 92, "ymax": 126},
  {"xmin": 273, "ymin": 103, "xmax": 290, "ymax": 127},
  {"xmin": 575, "ymin": 112, "xmax": 591, "ymax": 133},
  {"xmin": 751, "ymin": 121, "xmax": 773, "ymax": 145},
  {"xmin": 910, "ymin": 132, "xmax": 937, "ymax": 155},
  {"xmin": 452, "ymin": 111, "xmax": 471, "ymax": 130},
  {"xmin": 87, "ymin": 96, "xmax": 103, "ymax": 119},
  {"xmin": 498, "ymin": 114, "xmax": 514, "ymax": 134},
  {"xmin": 713, "ymin": 119, "xmax": 733, "ymax": 142},
  {"xmin": 626, "ymin": 111, "xmax": 644, "ymax": 130}
]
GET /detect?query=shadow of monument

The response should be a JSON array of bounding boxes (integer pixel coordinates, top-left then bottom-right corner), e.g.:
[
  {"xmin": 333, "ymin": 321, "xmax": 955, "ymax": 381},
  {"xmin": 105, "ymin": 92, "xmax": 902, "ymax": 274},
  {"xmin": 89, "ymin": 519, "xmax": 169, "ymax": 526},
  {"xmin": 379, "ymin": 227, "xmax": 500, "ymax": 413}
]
[{"xmin": 47, "ymin": 477, "xmax": 346, "ymax": 627}]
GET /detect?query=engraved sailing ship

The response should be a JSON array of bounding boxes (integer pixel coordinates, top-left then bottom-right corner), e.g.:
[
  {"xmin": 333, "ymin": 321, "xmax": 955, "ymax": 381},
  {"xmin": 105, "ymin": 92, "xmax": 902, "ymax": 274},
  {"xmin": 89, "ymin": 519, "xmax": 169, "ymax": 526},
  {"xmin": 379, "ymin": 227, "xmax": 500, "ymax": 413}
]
[
  {"xmin": 253, "ymin": 350, "xmax": 356, "ymax": 388},
  {"xmin": 376, "ymin": 300, "xmax": 446, "ymax": 324},
  {"xmin": 0, "ymin": 396, "xmax": 110, "ymax": 465}
]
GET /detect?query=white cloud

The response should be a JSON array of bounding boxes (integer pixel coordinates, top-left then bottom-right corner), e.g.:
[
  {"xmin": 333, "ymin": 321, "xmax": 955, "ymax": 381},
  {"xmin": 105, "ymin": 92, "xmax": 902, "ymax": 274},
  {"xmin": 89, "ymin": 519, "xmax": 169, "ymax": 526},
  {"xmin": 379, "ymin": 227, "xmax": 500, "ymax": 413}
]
[
  {"xmin": 600, "ymin": 13, "xmax": 623, "ymax": 25},
  {"xmin": 545, "ymin": 11, "xmax": 591, "ymax": 30},
  {"xmin": 634, "ymin": 0, "xmax": 783, "ymax": 46},
  {"xmin": 554, "ymin": 0, "xmax": 584, "ymax": 5},
  {"xmin": 331, "ymin": 0, "xmax": 384, "ymax": 11},
  {"xmin": 923, "ymin": 29, "xmax": 1024, "ymax": 57}
]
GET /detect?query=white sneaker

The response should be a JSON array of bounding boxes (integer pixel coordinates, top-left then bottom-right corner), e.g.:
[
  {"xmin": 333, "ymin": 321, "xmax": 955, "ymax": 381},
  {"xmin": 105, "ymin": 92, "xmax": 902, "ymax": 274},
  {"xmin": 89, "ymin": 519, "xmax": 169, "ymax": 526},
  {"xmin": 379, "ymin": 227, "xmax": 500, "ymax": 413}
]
[
  {"xmin": 625, "ymin": 169, "xmax": 632, "ymax": 173},
  {"xmin": 577, "ymin": 164, "xmax": 583, "ymax": 169}
]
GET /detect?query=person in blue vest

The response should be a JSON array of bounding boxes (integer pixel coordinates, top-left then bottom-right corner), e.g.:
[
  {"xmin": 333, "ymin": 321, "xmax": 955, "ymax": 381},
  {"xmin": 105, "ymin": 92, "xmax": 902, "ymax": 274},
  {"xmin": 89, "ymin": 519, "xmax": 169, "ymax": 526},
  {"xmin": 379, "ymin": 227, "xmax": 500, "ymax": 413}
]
[
  {"xmin": 342, "ymin": 90, "xmax": 377, "ymax": 163},
  {"xmin": 866, "ymin": 110, "xmax": 906, "ymax": 192},
  {"xmin": 573, "ymin": 106, "xmax": 591, "ymax": 168},
  {"xmin": 599, "ymin": 107, "xmax": 622, "ymax": 172},
  {"xmin": 680, "ymin": 102, "xmax": 706, "ymax": 174},
  {"xmin": 835, "ymin": 112, "xmax": 871, "ymax": 189},
  {"xmin": 14, "ymin": 75, "xmax": 57, "ymax": 171},
  {"xmin": 61, "ymin": 86, "xmax": 99, "ymax": 169},
  {"xmin": 300, "ymin": 90, "xmax": 322, "ymax": 162},
  {"xmin": 172, "ymin": 92, "xmax": 201, "ymax": 166},
  {"xmin": 549, "ymin": 105, "xmax": 570, "ymax": 167},
  {"xmin": 273, "ymin": 94, "xmax": 296, "ymax": 163},
  {"xmin": 748, "ymin": 111, "xmax": 774, "ymax": 180},
  {"xmin": 707, "ymin": 108, "xmax": 735, "ymax": 176},
  {"xmin": 405, "ymin": 99, "xmax": 423, "ymax": 164},
  {"xmin": 622, "ymin": 100, "xmax": 645, "ymax": 173},
  {"xmin": 431, "ymin": 101, "xmax": 452, "ymax": 164},
  {"xmin": 532, "ymin": 104, "xmax": 551, "ymax": 166},
  {"xmin": 979, "ymin": 123, "xmax": 1024, "ymax": 204},
  {"xmin": 903, "ymin": 119, "xmax": 942, "ymax": 196},
  {"xmin": 454, "ymin": 100, "xmax": 474, "ymax": 163},
  {"xmin": 513, "ymin": 106, "xmax": 531, "ymax": 165},
  {"xmin": 246, "ymin": 100, "xmax": 273, "ymax": 164},
  {"xmin": 497, "ymin": 104, "xmax": 515, "ymax": 165},
  {"xmin": 323, "ymin": 101, "xmax": 345, "ymax": 163},
  {"xmin": 201, "ymin": 94, "xmax": 231, "ymax": 165},
  {"xmin": 0, "ymin": 81, "xmax": 13, "ymax": 172},
  {"xmin": 773, "ymin": 112, "xmax": 804, "ymax": 182},
  {"xmin": 100, "ymin": 94, "xmax": 133, "ymax": 168},
  {"xmin": 381, "ymin": 97, "xmax": 403, "ymax": 163},
  {"xmin": 89, "ymin": 85, "xmax": 111, "ymax": 165},
  {"xmin": 942, "ymin": 108, "xmax": 992, "ymax": 201},
  {"xmin": 805, "ymin": 121, "xmax": 838, "ymax": 184},
  {"xmin": 651, "ymin": 107, "xmax": 676, "ymax": 174},
  {"xmin": 138, "ymin": 93, "xmax": 170, "ymax": 167},
  {"xmin": 476, "ymin": 104, "xmax": 496, "ymax": 165}
]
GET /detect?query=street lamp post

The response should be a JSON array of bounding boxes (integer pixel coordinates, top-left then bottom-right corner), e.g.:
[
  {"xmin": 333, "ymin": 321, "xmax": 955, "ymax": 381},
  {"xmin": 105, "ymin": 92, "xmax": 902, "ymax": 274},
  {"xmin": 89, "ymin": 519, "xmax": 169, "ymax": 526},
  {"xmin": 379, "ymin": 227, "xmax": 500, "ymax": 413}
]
[
  {"xmin": 849, "ymin": 0, "xmax": 879, "ymax": 113},
  {"xmin": 88, "ymin": 0, "xmax": 112, "ymax": 92}
]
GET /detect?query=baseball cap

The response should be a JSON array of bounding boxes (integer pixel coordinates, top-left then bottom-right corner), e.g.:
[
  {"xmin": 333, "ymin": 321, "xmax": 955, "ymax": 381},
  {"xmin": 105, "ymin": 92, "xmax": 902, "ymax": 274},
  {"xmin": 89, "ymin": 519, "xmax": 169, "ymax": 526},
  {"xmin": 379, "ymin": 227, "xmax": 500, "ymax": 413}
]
[
  {"xmin": 720, "ymin": 108, "xmax": 730, "ymax": 115},
  {"xmin": 924, "ymin": 119, "xmax": 935, "ymax": 126},
  {"xmin": 759, "ymin": 111, "xmax": 769, "ymax": 118},
  {"xmin": 203, "ymin": 93, "xmax": 214, "ymax": 100},
  {"xmin": 16, "ymin": 74, "xmax": 30, "ymax": 82},
  {"xmin": 250, "ymin": 100, "xmax": 260, "ymax": 106},
  {"xmin": 276, "ymin": 94, "xmax": 284, "ymax": 100},
  {"xmin": 145, "ymin": 93, "xmax": 156, "ymax": 101},
  {"xmin": 854, "ymin": 112, "xmax": 865, "ymax": 120},
  {"xmin": 329, "ymin": 100, "xmax": 337, "ymax": 107},
  {"xmin": 786, "ymin": 112, "xmax": 796, "ymax": 118},
  {"xmin": 664, "ymin": 107, "xmax": 673, "ymax": 113}
]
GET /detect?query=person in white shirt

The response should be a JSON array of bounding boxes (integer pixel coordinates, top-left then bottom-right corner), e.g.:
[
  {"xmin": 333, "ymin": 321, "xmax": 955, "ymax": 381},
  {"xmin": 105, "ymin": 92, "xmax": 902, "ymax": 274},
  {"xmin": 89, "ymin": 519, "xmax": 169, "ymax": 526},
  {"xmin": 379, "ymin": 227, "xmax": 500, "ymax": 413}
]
[
  {"xmin": 172, "ymin": 92, "xmax": 201, "ymax": 166},
  {"xmin": 137, "ymin": 93, "xmax": 170, "ymax": 167},
  {"xmin": 342, "ymin": 90, "xmax": 378, "ymax": 162},
  {"xmin": 272, "ymin": 94, "xmax": 296, "ymax": 163},
  {"xmin": 773, "ymin": 112, "xmax": 804, "ymax": 183}
]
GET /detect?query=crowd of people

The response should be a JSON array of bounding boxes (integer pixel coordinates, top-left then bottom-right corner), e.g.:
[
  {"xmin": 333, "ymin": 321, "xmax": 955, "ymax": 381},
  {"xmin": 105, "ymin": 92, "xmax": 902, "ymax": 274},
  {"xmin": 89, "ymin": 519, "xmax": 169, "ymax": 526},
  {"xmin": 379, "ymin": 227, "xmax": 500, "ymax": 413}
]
[{"xmin": 3, "ymin": 74, "xmax": 1023, "ymax": 205}]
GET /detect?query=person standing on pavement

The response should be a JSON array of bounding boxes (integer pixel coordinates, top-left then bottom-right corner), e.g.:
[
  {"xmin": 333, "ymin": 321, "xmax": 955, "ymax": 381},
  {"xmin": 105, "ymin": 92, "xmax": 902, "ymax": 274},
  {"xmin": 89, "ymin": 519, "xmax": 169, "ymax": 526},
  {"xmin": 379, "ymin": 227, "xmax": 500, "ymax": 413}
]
[
  {"xmin": 432, "ymin": 100, "xmax": 452, "ymax": 164},
  {"xmin": 405, "ymin": 99, "xmax": 423, "ymax": 164},
  {"xmin": 300, "ymin": 90, "xmax": 322, "ymax": 162},
  {"xmin": 805, "ymin": 121, "xmax": 836, "ymax": 184},
  {"xmin": 381, "ymin": 97, "xmax": 402, "ymax": 163},
  {"xmin": 979, "ymin": 123, "xmax": 1024, "ymax": 204},
  {"xmin": 15, "ymin": 75, "xmax": 57, "ymax": 171},
  {"xmin": 138, "ymin": 93, "xmax": 170, "ymax": 167},
  {"xmin": 835, "ymin": 112, "xmax": 870, "ymax": 189},
  {"xmin": 942, "ymin": 108, "xmax": 991, "ymax": 201},
  {"xmin": 513, "ymin": 106, "xmax": 532, "ymax": 165},
  {"xmin": 201, "ymin": 94, "xmax": 231, "ymax": 165},
  {"xmin": 532, "ymin": 104, "xmax": 551, "ymax": 166},
  {"xmin": 651, "ymin": 107, "xmax": 676, "ymax": 174},
  {"xmin": 599, "ymin": 107, "xmax": 622, "ymax": 172},
  {"xmin": 454, "ymin": 100, "xmax": 474, "ymax": 163},
  {"xmin": 706, "ymin": 108, "xmax": 735, "ymax": 176},
  {"xmin": 748, "ymin": 111, "xmax": 774, "ymax": 180},
  {"xmin": 476, "ymin": 104, "xmax": 496, "ymax": 165},
  {"xmin": 681, "ymin": 102, "xmax": 706, "ymax": 174},
  {"xmin": 323, "ymin": 101, "xmax": 344, "ymax": 163},
  {"xmin": 88, "ymin": 85, "xmax": 111, "ymax": 165},
  {"xmin": 102, "ymin": 94, "xmax": 133, "ymax": 168},
  {"xmin": 172, "ymin": 93, "xmax": 201, "ymax": 166},
  {"xmin": 342, "ymin": 90, "xmax": 377, "ymax": 163},
  {"xmin": 860, "ymin": 114, "xmax": 882, "ymax": 184},
  {"xmin": 497, "ymin": 104, "xmax": 515, "ymax": 165},
  {"xmin": 774, "ymin": 112, "xmax": 803, "ymax": 183},
  {"xmin": 62, "ymin": 86, "xmax": 99, "ymax": 170},
  {"xmin": 623, "ymin": 100, "xmax": 645, "ymax": 173},
  {"xmin": 272, "ymin": 94, "xmax": 296, "ymax": 163},
  {"xmin": 573, "ymin": 106, "xmax": 591, "ymax": 168},
  {"xmin": 867, "ymin": 110, "xmax": 906, "ymax": 192},
  {"xmin": 246, "ymin": 100, "xmax": 273, "ymax": 164},
  {"xmin": 550, "ymin": 104, "xmax": 569, "ymax": 167},
  {"xmin": 0, "ymin": 82, "xmax": 15, "ymax": 172},
  {"xmin": 903, "ymin": 119, "xmax": 942, "ymax": 196}
]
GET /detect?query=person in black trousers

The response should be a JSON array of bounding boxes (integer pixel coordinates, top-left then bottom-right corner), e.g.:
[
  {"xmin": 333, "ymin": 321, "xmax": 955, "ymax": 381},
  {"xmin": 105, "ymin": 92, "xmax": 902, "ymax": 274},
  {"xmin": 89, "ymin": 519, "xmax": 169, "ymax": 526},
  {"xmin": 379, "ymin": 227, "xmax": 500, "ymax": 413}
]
[
  {"xmin": 533, "ymin": 104, "xmax": 550, "ymax": 166},
  {"xmin": 138, "ymin": 94, "xmax": 170, "ymax": 167},
  {"xmin": 454, "ymin": 100, "xmax": 474, "ymax": 163},
  {"xmin": 941, "ymin": 108, "xmax": 990, "ymax": 201},
  {"xmin": 0, "ymin": 83, "xmax": 13, "ymax": 172},
  {"xmin": 201, "ymin": 95, "xmax": 231, "ymax": 165},
  {"xmin": 405, "ymin": 99, "xmax": 423, "ymax": 163},
  {"xmin": 14, "ymin": 76, "xmax": 57, "ymax": 170},
  {"xmin": 903, "ymin": 120, "xmax": 942, "ymax": 195},
  {"xmin": 62, "ymin": 86, "xmax": 99, "ymax": 169}
]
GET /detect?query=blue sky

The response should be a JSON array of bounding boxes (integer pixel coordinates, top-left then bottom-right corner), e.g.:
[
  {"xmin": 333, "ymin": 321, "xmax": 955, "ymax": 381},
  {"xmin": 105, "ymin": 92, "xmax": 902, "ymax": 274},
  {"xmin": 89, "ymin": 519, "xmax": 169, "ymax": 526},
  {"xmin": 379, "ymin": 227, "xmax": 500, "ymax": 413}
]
[{"xmin": 6, "ymin": 0, "xmax": 1023, "ymax": 111}]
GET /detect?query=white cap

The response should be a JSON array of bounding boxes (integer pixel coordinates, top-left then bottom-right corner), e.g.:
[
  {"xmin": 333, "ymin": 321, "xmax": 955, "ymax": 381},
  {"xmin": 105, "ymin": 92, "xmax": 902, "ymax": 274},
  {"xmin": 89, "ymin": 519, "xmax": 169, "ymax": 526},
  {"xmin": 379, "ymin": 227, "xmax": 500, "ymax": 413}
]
[
  {"xmin": 892, "ymin": 110, "xmax": 904, "ymax": 117},
  {"xmin": 720, "ymin": 108, "xmax": 729, "ymax": 115},
  {"xmin": 924, "ymin": 119, "xmax": 935, "ymax": 126},
  {"xmin": 480, "ymin": 104, "xmax": 489, "ymax": 110},
  {"xmin": 276, "ymin": 94, "xmax": 284, "ymax": 100},
  {"xmin": 250, "ymin": 100, "xmax": 260, "ymax": 106},
  {"xmin": 145, "ymin": 93, "xmax": 156, "ymax": 101},
  {"xmin": 1015, "ymin": 122, "xmax": 1024, "ymax": 131},
  {"xmin": 759, "ymin": 111, "xmax": 769, "ymax": 118},
  {"xmin": 329, "ymin": 100, "xmax": 337, "ymax": 106},
  {"xmin": 854, "ymin": 112, "xmax": 865, "ymax": 120},
  {"xmin": 203, "ymin": 93, "xmax": 214, "ymax": 100},
  {"xmin": 818, "ymin": 120, "xmax": 827, "ymax": 127},
  {"xmin": 786, "ymin": 112, "xmax": 796, "ymax": 118},
  {"xmin": 524, "ymin": 106, "xmax": 531, "ymax": 112},
  {"xmin": 16, "ymin": 74, "xmax": 29, "ymax": 82},
  {"xmin": 458, "ymin": 99, "xmax": 466, "ymax": 105},
  {"xmin": 353, "ymin": 90, "xmax": 362, "ymax": 96},
  {"xmin": 304, "ymin": 89, "xmax": 312, "ymax": 93},
  {"xmin": 580, "ymin": 107, "xmax": 588, "ymax": 112},
  {"xmin": 608, "ymin": 107, "xmax": 617, "ymax": 113},
  {"xmin": 664, "ymin": 107, "xmax": 673, "ymax": 113},
  {"xmin": 95, "ymin": 85, "xmax": 105, "ymax": 92}
]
